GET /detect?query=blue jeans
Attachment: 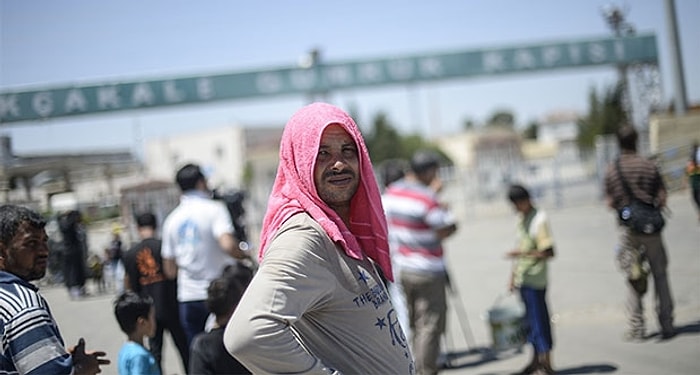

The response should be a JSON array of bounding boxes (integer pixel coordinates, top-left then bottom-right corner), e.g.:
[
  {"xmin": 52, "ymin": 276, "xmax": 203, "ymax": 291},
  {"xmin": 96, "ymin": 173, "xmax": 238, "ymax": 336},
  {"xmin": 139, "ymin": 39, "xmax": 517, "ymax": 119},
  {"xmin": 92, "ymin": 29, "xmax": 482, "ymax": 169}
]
[
  {"xmin": 520, "ymin": 286, "xmax": 553, "ymax": 353},
  {"xmin": 179, "ymin": 300, "xmax": 209, "ymax": 347}
]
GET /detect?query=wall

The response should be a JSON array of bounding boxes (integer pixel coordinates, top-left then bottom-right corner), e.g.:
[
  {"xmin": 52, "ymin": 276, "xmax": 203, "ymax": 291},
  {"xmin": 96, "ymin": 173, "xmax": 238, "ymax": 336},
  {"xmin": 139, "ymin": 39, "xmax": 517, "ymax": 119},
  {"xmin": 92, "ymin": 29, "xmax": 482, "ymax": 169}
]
[{"xmin": 649, "ymin": 111, "xmax": 700, "ymax": 191}]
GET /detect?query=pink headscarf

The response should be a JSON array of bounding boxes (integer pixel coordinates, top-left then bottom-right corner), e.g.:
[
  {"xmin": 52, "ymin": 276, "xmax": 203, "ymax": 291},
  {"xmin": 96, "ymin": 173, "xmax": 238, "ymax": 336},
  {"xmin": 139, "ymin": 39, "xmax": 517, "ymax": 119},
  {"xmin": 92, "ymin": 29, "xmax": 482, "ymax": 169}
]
[{"xmin": 258, "ymin": 102, "xmax": 393, "ymax": 281}]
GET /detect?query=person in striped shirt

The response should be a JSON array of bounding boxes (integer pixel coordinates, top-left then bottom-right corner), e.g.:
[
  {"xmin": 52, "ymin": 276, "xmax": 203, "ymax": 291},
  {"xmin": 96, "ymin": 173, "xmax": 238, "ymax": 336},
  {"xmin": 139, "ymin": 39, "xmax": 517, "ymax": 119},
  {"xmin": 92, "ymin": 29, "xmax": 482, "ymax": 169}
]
[
  {"xmin": 383, "ymin": 150, "xmax": 458, "ymax": 375},
  {"xmin": 0, "ymin": 204, "xmax": 110, "ymax": 374},
  {"xmin": 604, "ymin": 125, "xmax": 675, "ymax": 342}
]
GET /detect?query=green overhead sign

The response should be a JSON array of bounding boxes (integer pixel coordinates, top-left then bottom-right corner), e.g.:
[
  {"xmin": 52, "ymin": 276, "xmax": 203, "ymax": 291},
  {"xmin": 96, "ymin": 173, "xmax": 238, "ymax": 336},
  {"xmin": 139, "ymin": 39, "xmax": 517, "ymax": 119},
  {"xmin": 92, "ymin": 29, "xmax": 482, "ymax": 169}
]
[{"xmin": 0, "ymin": 34, "xmax": 657, "ymax": 124}]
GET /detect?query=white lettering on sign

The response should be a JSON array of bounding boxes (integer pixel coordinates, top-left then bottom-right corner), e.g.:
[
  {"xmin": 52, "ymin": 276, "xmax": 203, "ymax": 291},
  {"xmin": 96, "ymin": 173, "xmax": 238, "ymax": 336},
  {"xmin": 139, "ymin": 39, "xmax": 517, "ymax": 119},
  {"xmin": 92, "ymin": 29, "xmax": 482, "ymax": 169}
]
[
  {"xmin": 325, "ymin": 65, "xmax": 353, "ymax": 86},
  {"xmin": 0, "ymin": 95, "xmax": 20, "ymax": 118},
  {"xmin": 542, "ymin": 46, "xmax": 562, "ymax": 66},
  {"xmin": 387, "ymin": 60, "xmax": 415, "ymax": 80},
  {"xmin": 256, "ymin": 73, "xmax": 283, "ymax": 93},
  {"xmin": 98, "ymin": 86, "xmax": 121, "ymax": 109},
  {"xmin": 419, "ymin": 58, "xmax": 443, "ymax": 77},
  {"xmin": 32, "ymin": 92, "xmax": 53, "ymax": 118},
  {"xmin": 163, "ymin": 80, "xmax": 185, "ymax": 103},
  {"xmin": 588, "ymin": 42, "xmax": 606, "ymax": 63},
  {"xmin": 65, "ymin": 89, "xmax": 88, "ymax": 113},
  {"xmin": 514, "ymin": 49, "xmax": 536, "ymax": 69},
  {"xmin": 357, "ymin": 63, "xmax": 383, "ymax": 83},
  {"xmin": 568, "ymin": 45, "xmax": 582, "ymax": 64},
  {"xmin": 483, "ymin": 51, "xmax": 506, "ymax": 72},
  {"xmin": 289, "ymin": 70, "xmax": 317, "ymax": 90},
  {"xmin": 132, "ymin": 83, "xmax": 155, "ymax": 106},
  {"xmin": 197, "ymin": 78, "xmax": 215, "ymax": 99}
]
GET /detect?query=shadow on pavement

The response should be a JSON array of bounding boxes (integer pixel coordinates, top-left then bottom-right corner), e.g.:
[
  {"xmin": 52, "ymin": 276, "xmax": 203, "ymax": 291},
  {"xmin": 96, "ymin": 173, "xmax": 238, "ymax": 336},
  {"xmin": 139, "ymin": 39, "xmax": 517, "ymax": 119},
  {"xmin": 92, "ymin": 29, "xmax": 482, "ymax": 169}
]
[
  {"xmin": 440, "ymin": 346, "xmax": 523, "ymax": 370},
  {"xmin": 647, "ymin": 319, "xmax": 700, "ymax": 341},
  {"xmin": 555, "ymin": 364, "xmax": 618, "ymax": 374}
]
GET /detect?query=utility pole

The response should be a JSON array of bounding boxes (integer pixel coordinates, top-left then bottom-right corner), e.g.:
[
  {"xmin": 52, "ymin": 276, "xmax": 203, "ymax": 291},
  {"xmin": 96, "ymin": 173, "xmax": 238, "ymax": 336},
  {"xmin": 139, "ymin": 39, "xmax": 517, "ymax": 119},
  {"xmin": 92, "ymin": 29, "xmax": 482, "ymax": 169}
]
[{"xmin": 664, "ymin": 0, "xmax": 688, "ymax": 115}]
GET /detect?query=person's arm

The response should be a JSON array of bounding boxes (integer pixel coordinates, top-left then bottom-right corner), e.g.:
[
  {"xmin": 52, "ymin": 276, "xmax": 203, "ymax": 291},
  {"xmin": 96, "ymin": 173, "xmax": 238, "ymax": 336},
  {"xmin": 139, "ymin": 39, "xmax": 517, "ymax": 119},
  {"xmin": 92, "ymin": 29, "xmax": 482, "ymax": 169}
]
[
  {"xmin": 123, "ymin": 273, "xmax": 132, "ymax": 291},
  {"xmin": 218, "ymin": 232, "xmax": 249, "ymax": 260},
  {"xmin": 435, "ymin": 223, "xmax": 457, "ymax": 240},
  {"xmin": 426, "ymin": 203, "xmax": 458, "ymax": 240},
  {"xmin": 163, "ymin": 257, "xmax": 178, "ymax": 280},
  {"xmin": 213, "ymin": 203, "xmax": 250, "ymax": 260},
  {"xmin": 506, "ymin": 247, "xmax": 553, "ymax": 259},
  {"xmin": 655, "ymin": 169, "xmax": 668, "ymax": 208},
  {"xmin": 6, "ymin": 306, "xmax": 72, "ymax": 374},
  {"xmin": 161, "ymin": 224, "xmax": 178, "ymax": 280},
  {"xmin": 223, "ymin": 224, "xmax": 337, "ymax": 374},
  {"xmin": 506, "ymin": 212, "xmax": 555, "ymax": 260}
]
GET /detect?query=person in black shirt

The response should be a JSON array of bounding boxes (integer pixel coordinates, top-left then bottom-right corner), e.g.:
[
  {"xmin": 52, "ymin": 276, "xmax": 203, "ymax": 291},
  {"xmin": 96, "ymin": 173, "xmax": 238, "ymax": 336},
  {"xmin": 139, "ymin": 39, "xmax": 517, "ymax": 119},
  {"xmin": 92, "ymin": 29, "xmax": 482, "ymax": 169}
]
[
  {"xmin": 122, "ymin": 212, "xmax": 189, "ymax": 373},
  {"xmin": 190, "ymin": 263, "xmax": 253, "ymax": 375}
]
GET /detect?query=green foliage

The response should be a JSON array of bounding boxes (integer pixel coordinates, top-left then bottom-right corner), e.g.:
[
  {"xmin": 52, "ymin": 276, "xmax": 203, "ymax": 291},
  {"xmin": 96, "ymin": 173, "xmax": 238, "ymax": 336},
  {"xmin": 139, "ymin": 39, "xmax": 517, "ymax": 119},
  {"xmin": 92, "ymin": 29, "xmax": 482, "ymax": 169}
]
[
  {"xmin": 364, "ymin": 112, "xmax": 404, "ymax": 162},
  {"xmin": 463, "ymin": 118, "xmax": 475, "ymax": 130},
  {"xmin": 363, "ymin": 111, "xmax": 450, "ymax": 165},
  {"xmin": 486, "ymin": 110, "xmax": 516, "ymax": 128},
  {"xmin": 522, "ymin": 121, "xmax": 539, "ymax": 140},
  {"xmin": 577, "ymin": 83, "xmax": 627, "ymax": 150}
]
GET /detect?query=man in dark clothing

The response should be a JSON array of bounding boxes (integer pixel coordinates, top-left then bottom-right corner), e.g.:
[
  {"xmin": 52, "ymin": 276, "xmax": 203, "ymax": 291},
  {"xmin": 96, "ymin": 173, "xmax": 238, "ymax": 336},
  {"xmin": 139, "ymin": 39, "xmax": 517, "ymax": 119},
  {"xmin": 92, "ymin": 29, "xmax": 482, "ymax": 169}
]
[
  {"xmin": 122, "ymin": 212, "xmax": 189, "ymax": 373},
  {"xmin": 604, "ymin": 125, "xmax": 675, "ymax": 342}
]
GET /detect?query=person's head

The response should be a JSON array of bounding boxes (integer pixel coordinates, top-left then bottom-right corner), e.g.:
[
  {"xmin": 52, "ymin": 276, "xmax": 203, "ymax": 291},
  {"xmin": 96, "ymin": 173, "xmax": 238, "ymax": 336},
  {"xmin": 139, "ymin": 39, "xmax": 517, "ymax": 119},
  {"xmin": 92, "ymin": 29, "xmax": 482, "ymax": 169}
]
[
  {"xmin": 114, "ymin": 291, "xmax": 155, "ymax": 338},
  {"xmin": 175, "ymin": 163, "xmax": 207, "ymax": 193},
  {"xmin": 314, "ymin": 123, "xmax": 360, "ymax": 214},
  {"xmin": 380, "ymin": 159, "xmax": 407, "ymax": 188},
  {"xmin": 135, "ymin": 212, "xmax": 157, "ymax": 239},
  {"xmin": 260, "ymin": 102, "xmax": 392, "ymax": 281},
  {"xmin": 616, "ymin": 125, "xmax": 638, "ymax": 153},
  {"xmin": 0, "ymin": 205, "xmax": 49, "ymax": 281},
  {"xmin": 410, "ymin": 149, "xmax": 442, "ymax": 187},
  {"xmin": 207, "ymin": 264, "xmax": 250, "ymax": 324},
  {"xmin": 507, "ymin": 184, "xmax": 532, "ymax": 214}
]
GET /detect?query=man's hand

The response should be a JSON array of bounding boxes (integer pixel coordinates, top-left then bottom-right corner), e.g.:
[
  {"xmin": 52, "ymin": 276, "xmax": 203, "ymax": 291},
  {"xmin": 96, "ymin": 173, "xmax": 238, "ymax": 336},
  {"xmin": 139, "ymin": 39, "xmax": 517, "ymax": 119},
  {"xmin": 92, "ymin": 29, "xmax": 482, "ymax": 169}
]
[{"xmin": 69, "ymin": 338, "xmax": 110, "ymax": 375}]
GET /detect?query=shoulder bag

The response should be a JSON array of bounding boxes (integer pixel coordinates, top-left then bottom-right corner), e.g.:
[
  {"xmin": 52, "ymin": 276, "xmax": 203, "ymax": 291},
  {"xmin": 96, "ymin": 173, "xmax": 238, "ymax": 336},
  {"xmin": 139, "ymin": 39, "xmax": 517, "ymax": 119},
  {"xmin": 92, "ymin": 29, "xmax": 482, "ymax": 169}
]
[{"xmin": 615, "ymin": 159, "xmax": 665, "ymax": 234}]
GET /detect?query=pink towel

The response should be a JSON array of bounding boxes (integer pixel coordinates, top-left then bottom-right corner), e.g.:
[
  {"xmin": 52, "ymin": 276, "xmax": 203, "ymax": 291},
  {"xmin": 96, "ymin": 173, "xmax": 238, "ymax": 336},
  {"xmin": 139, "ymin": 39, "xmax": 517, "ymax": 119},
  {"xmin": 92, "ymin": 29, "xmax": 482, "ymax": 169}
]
[{"xmin": 258, "ymin": 102, "xmax": 393, "ymax": 281}]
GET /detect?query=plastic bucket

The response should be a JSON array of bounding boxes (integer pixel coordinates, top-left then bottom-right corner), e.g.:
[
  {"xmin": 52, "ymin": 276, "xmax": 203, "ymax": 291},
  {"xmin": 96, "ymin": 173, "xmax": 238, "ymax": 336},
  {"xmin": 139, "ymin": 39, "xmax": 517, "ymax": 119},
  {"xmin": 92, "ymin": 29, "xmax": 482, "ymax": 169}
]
[{"xmin": 486, "ymin": 296, "xmax": 526, "ymax": 351}]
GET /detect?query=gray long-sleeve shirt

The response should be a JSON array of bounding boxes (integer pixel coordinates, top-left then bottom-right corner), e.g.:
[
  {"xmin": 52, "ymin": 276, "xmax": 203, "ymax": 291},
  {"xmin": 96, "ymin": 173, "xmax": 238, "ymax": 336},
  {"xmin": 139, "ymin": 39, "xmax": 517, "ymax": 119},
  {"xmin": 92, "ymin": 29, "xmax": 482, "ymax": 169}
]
[{"xmin": 224, "ymin": 213, "xmax": 414, "ymax": 374}]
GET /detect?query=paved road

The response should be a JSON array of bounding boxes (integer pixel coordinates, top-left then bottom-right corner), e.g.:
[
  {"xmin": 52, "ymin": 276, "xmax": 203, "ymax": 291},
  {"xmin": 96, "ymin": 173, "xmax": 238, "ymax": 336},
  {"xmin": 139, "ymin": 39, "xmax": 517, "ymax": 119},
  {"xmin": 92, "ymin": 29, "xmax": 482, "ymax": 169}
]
[{"xmin": 42, "ymin": 190, "xmax": 700, "ymax": 375}]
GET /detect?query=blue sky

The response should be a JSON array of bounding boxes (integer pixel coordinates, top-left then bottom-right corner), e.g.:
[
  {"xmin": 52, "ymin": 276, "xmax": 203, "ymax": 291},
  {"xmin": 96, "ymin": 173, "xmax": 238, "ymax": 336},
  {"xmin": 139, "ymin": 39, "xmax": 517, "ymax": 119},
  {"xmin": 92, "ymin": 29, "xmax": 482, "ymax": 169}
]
[{"xmin": 1, "ymin": 0, "xmax": 698, "ymax": 155}]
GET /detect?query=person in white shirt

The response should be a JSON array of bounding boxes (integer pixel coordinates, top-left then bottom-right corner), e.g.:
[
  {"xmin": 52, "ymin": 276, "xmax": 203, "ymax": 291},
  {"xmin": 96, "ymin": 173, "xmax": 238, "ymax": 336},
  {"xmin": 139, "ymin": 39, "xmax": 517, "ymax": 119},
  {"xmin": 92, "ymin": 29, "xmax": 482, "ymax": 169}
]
[{"xmin": 161, "ymin": 163, "xmax": 249, "ymax": 346}]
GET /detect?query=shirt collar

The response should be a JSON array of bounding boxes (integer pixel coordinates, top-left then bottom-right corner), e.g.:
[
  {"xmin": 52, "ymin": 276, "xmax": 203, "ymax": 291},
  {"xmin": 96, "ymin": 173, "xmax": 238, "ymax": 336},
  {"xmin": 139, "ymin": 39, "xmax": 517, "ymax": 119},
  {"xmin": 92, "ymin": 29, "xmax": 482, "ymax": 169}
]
[{"xmin": 0, "ymin": 271, "xmax": 39, "ymax": 291}]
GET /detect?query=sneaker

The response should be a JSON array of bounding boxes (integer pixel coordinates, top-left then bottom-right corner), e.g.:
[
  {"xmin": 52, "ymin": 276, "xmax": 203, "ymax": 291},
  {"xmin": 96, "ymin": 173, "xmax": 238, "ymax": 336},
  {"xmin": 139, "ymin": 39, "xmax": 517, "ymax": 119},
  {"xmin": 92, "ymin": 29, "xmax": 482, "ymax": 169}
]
[{"xmin": 623, "ymin": 331, "xmax": 645, "ymax": 342}]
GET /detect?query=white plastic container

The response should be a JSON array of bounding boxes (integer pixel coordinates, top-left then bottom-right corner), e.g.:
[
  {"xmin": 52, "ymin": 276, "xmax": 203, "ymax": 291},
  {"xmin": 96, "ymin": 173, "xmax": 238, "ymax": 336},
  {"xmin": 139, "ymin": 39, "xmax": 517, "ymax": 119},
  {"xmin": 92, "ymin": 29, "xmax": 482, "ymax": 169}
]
[{"xmin": 485, "ymin": 294, "xmax": 526, "ymax": 351}]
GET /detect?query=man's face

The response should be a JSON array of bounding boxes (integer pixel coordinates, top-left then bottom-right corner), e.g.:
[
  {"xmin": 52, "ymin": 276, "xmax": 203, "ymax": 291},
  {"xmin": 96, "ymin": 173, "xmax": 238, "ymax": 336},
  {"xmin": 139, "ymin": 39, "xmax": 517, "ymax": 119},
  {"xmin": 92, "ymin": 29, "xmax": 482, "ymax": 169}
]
[
  {"xmin": 2, "ymin": 222, "xmax": 50, "ymax": 281},
  {"xmin": 314, "ymin": 124, "xmax": 360, "ymax": 211}
]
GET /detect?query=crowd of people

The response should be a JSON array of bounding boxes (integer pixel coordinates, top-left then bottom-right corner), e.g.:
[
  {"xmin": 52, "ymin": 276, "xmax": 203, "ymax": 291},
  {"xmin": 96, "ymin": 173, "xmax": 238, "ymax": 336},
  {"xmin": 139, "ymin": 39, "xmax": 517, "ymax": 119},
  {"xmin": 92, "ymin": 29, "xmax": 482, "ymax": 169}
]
[{"xmin": 0, "ymin": 103, "xmax": 681, "ymax": 375}]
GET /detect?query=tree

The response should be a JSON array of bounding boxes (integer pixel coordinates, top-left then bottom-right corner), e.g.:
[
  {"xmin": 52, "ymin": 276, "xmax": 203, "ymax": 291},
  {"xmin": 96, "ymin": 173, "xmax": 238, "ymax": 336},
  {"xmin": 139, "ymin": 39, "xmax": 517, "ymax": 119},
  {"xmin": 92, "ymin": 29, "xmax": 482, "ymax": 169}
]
[
  {"xmin": 463, "ymin": 118, "xmax": 476, "ymax": 130},
  {"xmin": 486, "ymin": 110, "xmax": 516, "ymax": 128},
  {"xmin": 363, "ymin": 112, "xmax": 450, "ymax": 166},
  {"xmin": 364, "ymin": 112, "xmax": 404, "ymax": 163},
  {"xmin": 522, "ymin": 121, "xmax": 539, "ymax": 140},
  {"xmin": 577, "ymin": 83, "xmax": 627, "ymax": 150}
]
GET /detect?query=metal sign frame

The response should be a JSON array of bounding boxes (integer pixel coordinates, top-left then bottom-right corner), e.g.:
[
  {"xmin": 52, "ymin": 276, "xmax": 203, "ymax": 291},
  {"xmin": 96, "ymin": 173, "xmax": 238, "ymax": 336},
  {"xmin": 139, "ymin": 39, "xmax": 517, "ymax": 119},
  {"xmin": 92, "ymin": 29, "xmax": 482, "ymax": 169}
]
[{"xmin": 0, "ymin": 34, "xmax": 658, "ymax": 124}]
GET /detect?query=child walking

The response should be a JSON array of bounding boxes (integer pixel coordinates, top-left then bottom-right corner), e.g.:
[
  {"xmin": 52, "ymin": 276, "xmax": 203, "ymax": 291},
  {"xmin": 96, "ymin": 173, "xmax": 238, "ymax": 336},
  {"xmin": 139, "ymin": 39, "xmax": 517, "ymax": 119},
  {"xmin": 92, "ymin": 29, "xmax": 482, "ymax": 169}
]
[{"xmin": 114, "ymin": 291, "xmax": 160, "ymax": 375}]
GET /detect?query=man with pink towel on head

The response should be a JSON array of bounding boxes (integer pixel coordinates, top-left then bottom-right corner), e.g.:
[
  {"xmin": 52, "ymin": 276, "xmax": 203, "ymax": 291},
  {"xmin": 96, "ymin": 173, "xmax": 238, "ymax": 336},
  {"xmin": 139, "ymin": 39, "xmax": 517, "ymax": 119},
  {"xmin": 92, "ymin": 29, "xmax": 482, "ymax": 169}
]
[{"xmin": 224, "ymin": 102, "xmax": 415, "ymax": 374}]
